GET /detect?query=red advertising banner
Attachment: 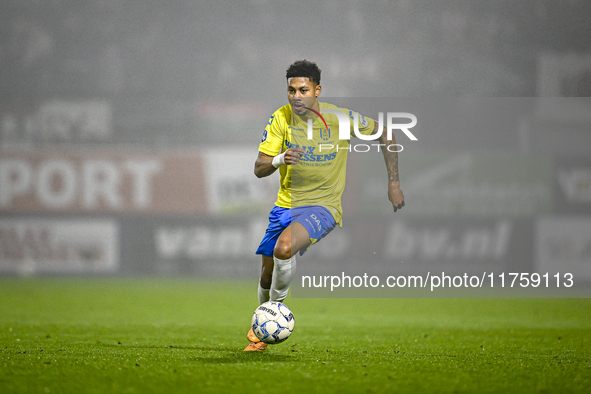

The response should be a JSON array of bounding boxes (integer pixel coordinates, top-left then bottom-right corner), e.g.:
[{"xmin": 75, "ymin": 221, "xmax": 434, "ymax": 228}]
[{"xmin": 0, "ymin": 149, "xmax": 207, "ymax": 213}]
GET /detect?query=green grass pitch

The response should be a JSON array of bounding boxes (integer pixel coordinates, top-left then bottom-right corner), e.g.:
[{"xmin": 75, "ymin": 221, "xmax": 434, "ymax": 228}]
[{"xmin": 1, "ymin": 278, "xmax": 590, "ymax": 393}]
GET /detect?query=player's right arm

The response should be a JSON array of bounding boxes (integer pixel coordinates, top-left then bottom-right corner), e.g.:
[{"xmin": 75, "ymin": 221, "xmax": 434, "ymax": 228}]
[
  {"xmin": 254, "ymin": 148, "xmax": 306, "ymax": 178},
  {"xmin": 255, "ymin": 107, "xmax": 305, "ymax": 178}
]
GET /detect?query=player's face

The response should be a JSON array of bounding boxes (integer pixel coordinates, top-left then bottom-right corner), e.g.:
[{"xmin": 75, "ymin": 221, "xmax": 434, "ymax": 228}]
[{"xmin": 287, "ymin": 77, "xmax": 321, "ymax": 116}]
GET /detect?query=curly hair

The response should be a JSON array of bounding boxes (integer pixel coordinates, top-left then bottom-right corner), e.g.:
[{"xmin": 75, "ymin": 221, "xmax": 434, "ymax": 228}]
[{"xmin": 285, "ymin": 60, "xmax": 321, "ymax": 85}]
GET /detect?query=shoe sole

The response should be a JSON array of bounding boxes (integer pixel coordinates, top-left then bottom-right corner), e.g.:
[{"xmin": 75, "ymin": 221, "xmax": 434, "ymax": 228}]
[{"xmin": 244, "ymin": 342, "xmax": 267, "ymax": 351}]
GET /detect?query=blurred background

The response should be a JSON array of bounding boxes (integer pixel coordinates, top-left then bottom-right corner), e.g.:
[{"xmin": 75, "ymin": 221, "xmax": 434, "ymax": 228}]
[{"xmin": 0, "ymin": 0, "xmax": 590, "ymax": 285}]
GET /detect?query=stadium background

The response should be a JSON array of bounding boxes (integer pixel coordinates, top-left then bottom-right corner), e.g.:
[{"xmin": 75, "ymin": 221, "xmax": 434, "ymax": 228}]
[{"xmin": 0, "ymin": 0, "xmax": 590, "ymax": 285}]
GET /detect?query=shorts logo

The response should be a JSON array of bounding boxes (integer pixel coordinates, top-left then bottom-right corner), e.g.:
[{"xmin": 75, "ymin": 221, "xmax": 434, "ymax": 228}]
[{"xmin": 310, "ymin": 214, "xmax": 322, "ymax": 231}]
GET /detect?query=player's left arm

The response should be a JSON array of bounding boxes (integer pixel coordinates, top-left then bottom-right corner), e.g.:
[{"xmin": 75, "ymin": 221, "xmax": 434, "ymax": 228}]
[{"xmin": 373, "ymin": 123, "xmax": 405, "ymax": 213}]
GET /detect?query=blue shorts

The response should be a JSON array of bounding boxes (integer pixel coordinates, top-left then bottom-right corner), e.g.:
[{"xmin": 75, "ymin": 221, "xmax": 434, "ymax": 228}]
[{"xmin": 256, "ymin": 205, "xmax": 337, "ymax": 257}]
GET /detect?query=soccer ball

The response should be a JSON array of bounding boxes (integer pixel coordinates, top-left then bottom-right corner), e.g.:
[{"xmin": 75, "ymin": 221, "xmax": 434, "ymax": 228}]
[{"xmin": 251, "ymin": 301, "xmax": 295, "ymax": 344}]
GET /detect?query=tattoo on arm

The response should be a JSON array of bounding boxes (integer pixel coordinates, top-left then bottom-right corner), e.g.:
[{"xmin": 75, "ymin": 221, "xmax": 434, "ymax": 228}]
[{"xmin": 376, "ymin": 124, "xmax": 399, "ymax": 182}]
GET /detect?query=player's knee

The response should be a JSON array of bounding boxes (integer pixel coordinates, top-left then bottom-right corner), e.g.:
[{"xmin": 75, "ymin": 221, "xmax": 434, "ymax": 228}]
[{"xmin": 273, "ymin": 239, "xmax": 292, "ymax": 260}]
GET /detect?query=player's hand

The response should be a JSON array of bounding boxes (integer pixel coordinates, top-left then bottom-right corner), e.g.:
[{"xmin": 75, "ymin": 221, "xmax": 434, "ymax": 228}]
[
  {"xmin": 388, "ymin": 182, "xmax": 405, "ymax": 212},
  {"xmin": 284, "ymin": 147, "xmax": 306, "ymax": 165}
]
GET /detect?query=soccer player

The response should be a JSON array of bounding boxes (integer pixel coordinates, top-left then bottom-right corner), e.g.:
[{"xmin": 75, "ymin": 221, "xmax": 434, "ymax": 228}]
[{"xmin": 245, "ymin": 60, "xmax": 405, "ymax": 351}]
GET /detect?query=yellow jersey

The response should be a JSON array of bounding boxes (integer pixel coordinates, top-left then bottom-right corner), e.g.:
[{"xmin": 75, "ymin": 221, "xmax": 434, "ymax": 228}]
[{"xmin": 258, "ymin": 102, "xmax": 375, "ymax": 226}]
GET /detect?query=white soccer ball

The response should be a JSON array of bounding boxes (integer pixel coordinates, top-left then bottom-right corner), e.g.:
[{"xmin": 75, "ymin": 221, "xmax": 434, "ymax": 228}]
[{"xmin": 251, "ymin": 301, "xmax": 295, "ymax": 344}]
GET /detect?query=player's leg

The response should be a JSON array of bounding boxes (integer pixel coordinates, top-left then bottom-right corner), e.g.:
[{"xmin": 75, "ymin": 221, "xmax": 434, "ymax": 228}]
[
  {"xmin": 274, "ymin": 221, "xmax": 312, "ymax": 260},
  {"xmin": 247, "ymin": 206, "xmax": 285, "ymax": 351},
  {"xmin": 270, "ymin": 206, "xmax": 336, "ymax": 302},
  {"xmin": 246, "ymin": 223, "xmax": 308, "ymax": 349},
  {"xmin": 259, "ymin": 255, "xmax": 273, "ymax": 303},
  {"xmin": 270, "ymin": 222, "xmax": 311, "ymax": 302},
  {"xmin": 246, "ymin": 255, "xmax": 274, "ymax": 347},
  {"xmin": 246, "ymin": 256, "xmax": 275, "ymax": 351}
]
